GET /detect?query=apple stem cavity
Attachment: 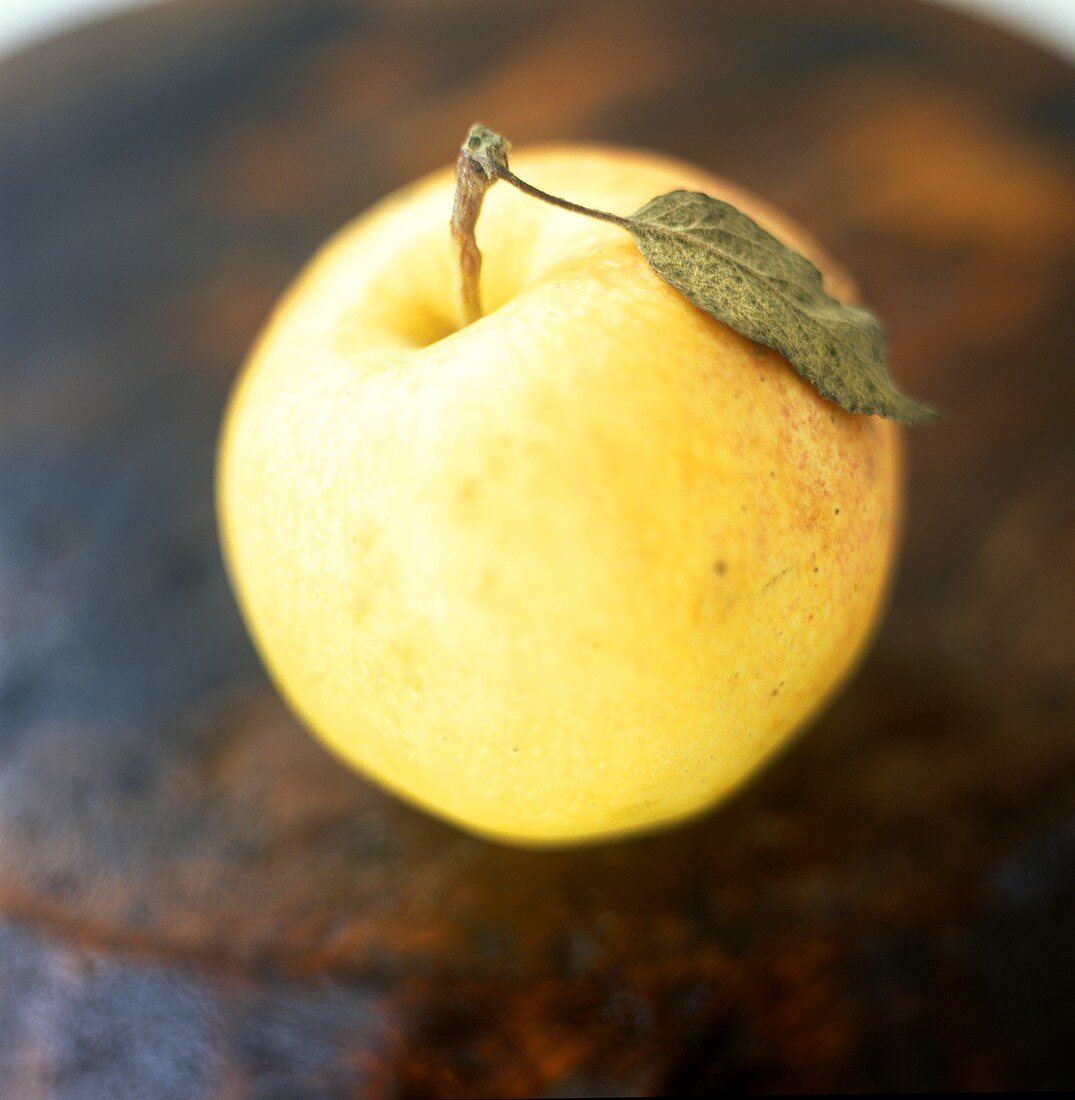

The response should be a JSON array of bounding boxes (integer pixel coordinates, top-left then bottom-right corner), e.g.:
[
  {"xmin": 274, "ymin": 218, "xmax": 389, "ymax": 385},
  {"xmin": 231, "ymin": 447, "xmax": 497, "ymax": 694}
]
[{"xmin": 451, "ymin": 123, "xmax": 632, "ymax": 329}]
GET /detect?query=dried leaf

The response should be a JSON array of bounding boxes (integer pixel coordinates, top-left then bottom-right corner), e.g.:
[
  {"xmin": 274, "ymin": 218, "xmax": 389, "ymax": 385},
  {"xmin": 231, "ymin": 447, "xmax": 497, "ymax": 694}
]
[{"xmin": 627, "ymin": 191, "xmax": 938, "ymax": 423}]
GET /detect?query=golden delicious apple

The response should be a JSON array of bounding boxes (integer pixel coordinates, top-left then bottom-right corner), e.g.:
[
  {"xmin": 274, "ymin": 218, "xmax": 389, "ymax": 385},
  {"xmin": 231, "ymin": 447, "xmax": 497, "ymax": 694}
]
[{"xmin": 216, "ymin": 145, "xmax": 901, "ymax": 845}]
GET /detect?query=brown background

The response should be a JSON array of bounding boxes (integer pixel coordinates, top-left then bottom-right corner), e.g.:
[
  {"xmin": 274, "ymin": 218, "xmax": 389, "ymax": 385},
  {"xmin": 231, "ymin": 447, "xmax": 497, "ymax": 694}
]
[{"xmin": 1, "ymin": 0, "xmax": 1073, "ymax": 1095}]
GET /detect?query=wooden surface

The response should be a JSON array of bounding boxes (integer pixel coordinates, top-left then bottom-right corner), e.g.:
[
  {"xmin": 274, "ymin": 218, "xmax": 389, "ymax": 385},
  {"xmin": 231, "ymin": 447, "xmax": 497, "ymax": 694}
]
[{"xmin": 2, "ymin": 0, "xmax": 1074, "ymax": 1094}]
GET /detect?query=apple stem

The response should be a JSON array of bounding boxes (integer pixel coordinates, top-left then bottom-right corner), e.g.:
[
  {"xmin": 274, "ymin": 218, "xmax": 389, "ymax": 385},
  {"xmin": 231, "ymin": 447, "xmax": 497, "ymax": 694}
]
[
  {"xmin": 450, "ymin": 146, "xmax": 497, "ymax": 328},
  {"xmin": 451, "ymin": 124, "xmax": 635, "ymax": 328}
]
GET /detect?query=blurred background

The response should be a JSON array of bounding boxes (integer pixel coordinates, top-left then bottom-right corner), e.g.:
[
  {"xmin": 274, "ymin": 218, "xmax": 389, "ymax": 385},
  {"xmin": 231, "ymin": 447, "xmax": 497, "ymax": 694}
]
[
  {"xmin": 5, "ymin": 0, "xmax": 1075, "ymax": 59},
  {"xmin": 2, "ymin": 0, "xmax": 1073, "ymax": 1097}
]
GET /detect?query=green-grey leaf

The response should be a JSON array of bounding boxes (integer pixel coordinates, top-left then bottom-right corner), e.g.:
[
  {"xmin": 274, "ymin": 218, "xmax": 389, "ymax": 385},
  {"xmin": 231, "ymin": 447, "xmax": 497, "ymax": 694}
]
[{"xmin": 627, "ymin": 190, "xmax": 939, "ymax": 424}]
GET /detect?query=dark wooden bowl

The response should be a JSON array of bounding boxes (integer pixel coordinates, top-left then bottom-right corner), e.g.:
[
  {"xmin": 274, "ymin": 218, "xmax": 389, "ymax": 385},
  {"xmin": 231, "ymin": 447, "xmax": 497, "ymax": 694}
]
[{"xmin": 1, "ymin": 0, "xmax": 1073, "ymax": 1094}]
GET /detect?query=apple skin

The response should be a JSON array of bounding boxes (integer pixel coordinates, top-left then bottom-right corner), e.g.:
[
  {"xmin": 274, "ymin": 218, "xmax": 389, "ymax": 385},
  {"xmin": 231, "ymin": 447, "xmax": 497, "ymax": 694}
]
[{"xmin": 216, "ymin": 145, "xmax": 901, "ymax": 846}]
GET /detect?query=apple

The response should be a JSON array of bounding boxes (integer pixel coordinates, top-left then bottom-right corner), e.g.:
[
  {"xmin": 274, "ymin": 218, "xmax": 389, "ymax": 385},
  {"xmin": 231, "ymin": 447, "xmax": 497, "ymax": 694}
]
[{"xmin": 216, "ymin": 145, "xmax": 901, "ymax": 846}]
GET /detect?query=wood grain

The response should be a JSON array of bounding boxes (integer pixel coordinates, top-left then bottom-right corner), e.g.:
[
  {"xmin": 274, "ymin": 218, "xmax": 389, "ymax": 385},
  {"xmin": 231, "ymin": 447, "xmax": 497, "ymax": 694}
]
[{"xmin": 1, "ymin": 0, "xmax": 1073, "ymax": 1094}]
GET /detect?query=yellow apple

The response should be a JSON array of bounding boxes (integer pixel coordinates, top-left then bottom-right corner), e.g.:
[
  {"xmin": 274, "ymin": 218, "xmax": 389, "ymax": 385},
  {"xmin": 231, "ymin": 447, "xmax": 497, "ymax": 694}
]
[{"xmin": 216, "ymin": 145, "xmax": 901, "ymax": 846}]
